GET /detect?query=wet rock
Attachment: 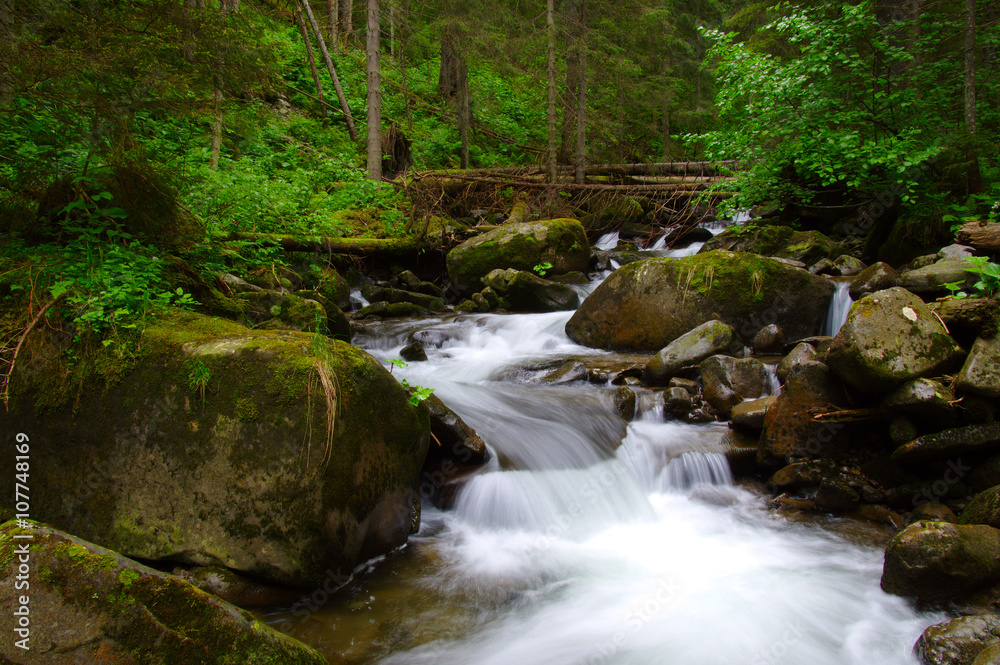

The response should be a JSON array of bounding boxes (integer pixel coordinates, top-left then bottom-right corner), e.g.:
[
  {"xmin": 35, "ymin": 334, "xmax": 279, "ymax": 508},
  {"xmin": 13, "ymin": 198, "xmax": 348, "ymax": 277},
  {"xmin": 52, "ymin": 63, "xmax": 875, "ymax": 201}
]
[
  {"xmin": 881, "ymin": 521, "xmax": 1000, "ymax": 603},
  {"xmin": 1, "ymin": 312, "xmax": 430, "ymax": 586},
  {"xmin": 882, "ymin": 378, "xmax": 957, "ymax": 431},
  {"xmin": 685, "ymin": 406, "xmax": 718, "ymax": 423},
  {"xmin": 889, "ymin": 415, "xmax": 920, "ymax": 445},
  {"xmin": 815, "ymin": 478, "xmax": 861, "ymax": 512},
  {"xmin": 915, "ymin": 614, "xmax": 1000, "ymax": 665},
  {"xmin": 826, "ymin": 288, "xmax": 965, "ymax": 394},
  {"xmin": 938, "ymin": 244, "xmax": 977, "ymax": 261},
  {"xmin": 700, "ymin": 355, "xmax": 769, "ymax": 420},
  {"xmin": 0, "ymin": 521, "xmax": 327, "ymax": 665},
  {"xmin": 719, "ymin": 429, "xmax": 760, "ymax": 478},
  {"xmin": 899, "ymin": 260, "xmax": 977, "ymax": 296},
  {"xmin": 446, "ymin": 219, "xmax": 590, "ymax": 295},
  {"xmin": 932, "ymin": 300, "xmax": 1000, "ymax": 347},
  {"xmin": 833, "ymin": 255, "xmax": 868, "ymax": 276},
  {"xmin": 566, "ymin": 251, "xmax": 835, "ymax": 352},
  {"xmin": 809, "ymin": 257, "xmax": 837, "ymax": 275},
  {"xmin": 663, "ymin": 386, "xmax": 693, "ymax": 419},
  {"xmin": 643, "ymin": 319, "xmax": 739, "ymax": 385},
  {"xmin": 543, "ymin": 360, "xmax": 589, "ymax": 384},
  {"xmin": 424, "ymin": 394, "xmax": 490, "ymax": 466},
  {"xmin": 482, "ymin": 268, "xmax": 580, "ymax": 312},
  {"xmin": 614, "ymin": 385, "xmax": 637, "ymax": 421},
  {"xmin": 911, "ymin": 503, "xmax": 959, "ymax": 525},
  {"xmin": 669, "ymin": 377, "xmax": 700, "ymax": 395},
  {"xmin": 400, "ymin": 340, "xmax": 428, "ymax": 362},
  {"xmin": 362, "ymin": 284, "xmax": 447, "ymax": 311},
  {"xmin": 770, "ymin": 460, "xmax": 835, "ymax": 490},
  {"xmin": 173, "ymin": 565, "xmax": 298, "ymax": 608},
  {"xmin": 700, "ymin": 225, "xmax": 843, "ymax": 265},
  {"xmin": 759, "ymin": 361, "xmax": 853, "ymax": 464},
  {"xmin": 776, "ymin": 342, "xmax": 818, "ymax": 384},
  {"xmin": 885, "ymin": 479, "xmax": 969, "ymax": 510},
  {"xmin": 960, "ymin": 486, "xmax": 1000, "ymax": 529},
  {"xmin": 783, "ymin": 335, "xmax": 835, "ymax": 354},
  {"xmin": 730, "ymin": 396, "xmax": 775, "ymax": 431},
  {"xmin": 752, "ymin": 324, "xmax": 786, "ymax": 355},
  {"xmin": 689, "ymin": 485, "xmax": 740, "ymax": 507},
  {"xmin": 974, "ymin": 641, "xmax": 1000, "ymax": 665},
  {"xmin": 356, "ymin": 300, "xmax": 435, "ymax": 318},
  {"xmin": 858, "ymin": 504, "xmax": 906, "ymax": 528},
  {"xmin": 958, "ymin": 337, "xmax": 1000, "ymax": 399},
  {"xmin": 849, "ymin": 262, "xmax": 898, "ymax": 300},
  {"xmin": 891, "ymin": 423, "xmax": 1000, "ymax": 464}
]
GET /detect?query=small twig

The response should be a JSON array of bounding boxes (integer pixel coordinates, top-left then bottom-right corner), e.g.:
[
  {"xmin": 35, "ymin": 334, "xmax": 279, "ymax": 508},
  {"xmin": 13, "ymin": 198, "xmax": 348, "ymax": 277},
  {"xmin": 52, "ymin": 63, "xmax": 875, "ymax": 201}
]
[{"xmin": 2, "ymin": 294, "xmax": 66, "ymax": 410}]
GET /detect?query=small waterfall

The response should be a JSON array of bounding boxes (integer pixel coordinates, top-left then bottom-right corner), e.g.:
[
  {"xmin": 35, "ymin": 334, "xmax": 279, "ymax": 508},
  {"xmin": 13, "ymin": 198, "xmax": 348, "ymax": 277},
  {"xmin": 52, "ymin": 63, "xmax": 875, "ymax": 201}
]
[
  {"xmin": 595, "ymin": 231, "xmax": 620, "ymax": 250},
  {"xmin": 821, "ymin": 281, "xmax": 853, "ymax": 337},
  {"xmin": 764, "ymin": 362, "xmax": 782, "ymax": 396},
  {"xmin": 349, "ymin": 287, "xmax": 369, "ymax": 309}
]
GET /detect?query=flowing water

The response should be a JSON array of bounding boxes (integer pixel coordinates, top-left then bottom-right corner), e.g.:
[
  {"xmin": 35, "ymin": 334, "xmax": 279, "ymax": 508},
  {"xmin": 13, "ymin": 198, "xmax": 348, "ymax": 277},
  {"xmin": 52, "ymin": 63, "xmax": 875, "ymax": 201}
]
[
  {"xmin": 821, "ymin": 281, "xmax": 854, "ymax": 337},
  {"xmin": 261, "ymin": 268, "xmax": 939, "ymax": 664}
]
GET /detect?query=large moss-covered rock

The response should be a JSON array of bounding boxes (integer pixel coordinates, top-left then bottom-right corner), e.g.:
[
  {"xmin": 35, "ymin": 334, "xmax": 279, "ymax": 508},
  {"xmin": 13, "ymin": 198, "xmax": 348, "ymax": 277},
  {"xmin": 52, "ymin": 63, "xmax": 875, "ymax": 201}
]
[
  {"xmin": 826, "ymin": 288, "xmax": 965, "ymax": 393},
  {"xmin": 849, "ymin": 261, "xmax": 899, "ymax": 300},
  {"xmin": 700, "ymin": 224, "xmax": 843, "ymax": 265},
  {"xmin": 446, "ymin": 219, "xmax": 590, "ymax": 294},
  {"xmin": 759, "ymin": 361, "xmax": 853, "ymax": 464},
  {"xmin": 643, "ymin": 320, "xmax": 738, "ymax": 385},
  {"xmin": 915, "ymin": 615, "xmax": 1000, "ymax": 665},
  {"xmin": 481, "ymin": 268, "xmax": 580, "ymax": 312},
  {"xmin": 960, "ymin": 486, "xmax": 1000, "ymax": 529},
  {"xmin": 2, "ymin": 310, "xmax": 430, "ymax": 587},
  {"xmin": 882, "ymin": 378, "xmax": 956, "ymax": 431},
  {"xmin": 237, "ymin": 290, "xmax": 329, "ymax": 333},
  {"xmin": 881, "ymin": 520, "xmax": 1000, "ymax": 603},
  {"xmin": 565, "ymin": 251, "xmax": 835, "ymax": 352},
  {"xmin": 0, "ymin": 521, "xmax": 326, "ymax": 665},
  {"xmin": 957, "ymin": 336, "xmax": 1000, "ymax": 399},
  {"xmin": 891, "ymin": 423, "xmax": 1000, "ymax": 464},
  {"xmin": 899, "ymin": 260, "xmax": 977, "ymax": 295}
]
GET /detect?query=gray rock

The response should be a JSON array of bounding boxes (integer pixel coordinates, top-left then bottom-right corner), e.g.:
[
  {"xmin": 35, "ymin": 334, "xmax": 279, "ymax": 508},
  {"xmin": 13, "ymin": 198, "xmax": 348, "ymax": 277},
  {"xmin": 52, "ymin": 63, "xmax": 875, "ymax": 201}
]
[
  {"xmin": 938, "ymin": 244, "xmax": 977, "ymax": 261},
  {"xmin": 730, "ymin": 396, "xmax": 776, "ymax": 431},
  {"xmin": 400, "ymin": 340, "xmax": 428, "ymax": 362},
  {"xmin": 899, "ymin": 259, "xmax": 977, "ymax": 295},
  {"xmin": 892, "ymin": 423, "xmax": 1000, "ymax": 464},
  {"xmin": 881, "ymin": 521, "xmax": 1000, "ymax": 603},
  {"xmin": 752, "ymin": 324, "xmax": 786, "ymax": 354},
  {"xmin": 960, "ymin": 486, "xmax": 1000, "ymax": 529},
  {"xmin": 700, "ymin": 355, "xmax": 769, "ymax": 420},
  {"xmin": 776, "ymin": 342, "xmax": 818, "ymax": 384},
  {"xmin": 915, "ymin": 615, "xmax": 1000, "ymax": 665},
  {"xmin": 0, "ymin": 521, "xmax": 327, "ymax": 665},
  {"xmin": 833, "ymin": 254, "xmax": 868, "ymax": 276},
  {"xmin": 958, "ymin": 336, "xmax": 1000, "ymax": 399},
  {"xmin": 663, "ymin": 386, "xmax": 693, "ymax": 419},
  {"xmin": 826, "ymin": 288, "xmax": 965, "ymax": 393},
  {"xmin": 614, "ymin": 385, "xmax": 637, "ymax": 421},
  {"xmin": 849, "ymin": 262, "xmax": 898, "ymax": 300},
  {"xmin": 882, "ymin": 378, "xmax": 956, "ymax": 431},
  {"xmin": 644, "ymin": 319, "xmax": 739, "ymax": 384}
]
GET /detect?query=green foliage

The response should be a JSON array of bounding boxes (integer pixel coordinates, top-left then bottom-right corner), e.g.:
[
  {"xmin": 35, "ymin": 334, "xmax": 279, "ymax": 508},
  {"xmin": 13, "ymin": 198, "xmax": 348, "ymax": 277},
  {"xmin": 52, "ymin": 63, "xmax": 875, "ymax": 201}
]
[
  {"xmin": 382, "ymin": 358, "xmax": 434, "ymax": 405},
  {"xmin": 533, "ymin": 261, "xmax": 553, "ymax": 276},
  {"xmin": 944, "ymin": 182, "xmax": 1000, "ymax": 231},
  {"xmin": 185, "ymin": 358, "xmax": 211, "ymax": 403},
  {"xmin": 965, "ymin": 257, "xmax": 1000, "ymax": 297}
]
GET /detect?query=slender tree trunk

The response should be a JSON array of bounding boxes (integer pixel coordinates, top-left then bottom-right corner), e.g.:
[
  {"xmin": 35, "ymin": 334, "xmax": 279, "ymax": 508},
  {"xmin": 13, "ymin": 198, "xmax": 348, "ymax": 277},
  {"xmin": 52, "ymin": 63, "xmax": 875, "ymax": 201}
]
[
  {"xmin": 210, "ymin": 1, "xmax": 231, "ymax": 169},
  {"xmin": 660, "ymin": 100, "xmax": 671, "ymax": 162},
  {"xmin": 0, "ymin": 0, "xmax": 14, "ymax": 110},
  {"xmin": 366, "ymin": 0, "xmax": 382, "ymax": 179},
  {"xmin": 388, "ymin": 0, "xmax": 396, "ymax": 58},
  {"xmin": 329, "ymin": 0, "xmax": 339, "ymax": 54},
  {"xmin": 965, "ymin": 0, "xmax": 982, "ymax": 193},
  {"xmin": 574, "ymin": 0, "xmax": 587, "ymax": 184},
  {"xmin": 300, "ymin": 0, "xmax": 358, "ymax": 141},
  {"xmin": 546, "ymin": 0, "xmax": 557, "ymax": 182},
  {"xmin": 296, "ymin": 4, "xmax": 329, "ymax": 117},
  {"xmin": 559, "ymin": 0, "xmax": 579, "ymax": 164},
  {"xmin": 341, "ymin": 0, "xmax": 354, "ymax": 42},
  {"xmin": 457, "ymin": 59, "xmax": 470, "ymax": 168}
]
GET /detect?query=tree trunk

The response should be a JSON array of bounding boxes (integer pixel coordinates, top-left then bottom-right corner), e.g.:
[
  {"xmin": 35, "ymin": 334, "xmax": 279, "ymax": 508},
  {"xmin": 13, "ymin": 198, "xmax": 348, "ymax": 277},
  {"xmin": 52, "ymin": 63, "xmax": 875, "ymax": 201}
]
[
  {"xmin": 661, "ymin": 98, "xmax": 671, "ymax": 162},
  {"xmin": 546, "ymin": 0, "xmax": 557, "ymax": 182},
  {"xmin": 341, "ymin": 0, "xmax": 354, "ymax": 42},
  {"xmin": 438, "ymin": 24, "xmax": 461, "ymax": 99},
  {"xmin": 956, "ymin": 221, "xmax": 1000, "ymax": 251},
  {"xmin": 457, "ymin": 59, "xmax": 470, "ymax": 169},
  {"xmin": 559, "ymin": 0, "xmax": 579, "ymax": 164},
  {"xmin": 299, "ymin": 0, "xmax": 358, "ymax": 141},
  {"xmin": 210, "ymin": 1, "xmax": 230, "ymax": 169},
  {"xmin": 388, "ymin": 0, "xmax": 396, "ymax": 58},
  {"xmin": 296, "ymin": 4, "xmax": 329, "ymax": 117},
  {"xmin": 965, "ymin": 0, "xmax": 983, "ymax": 193},
  {"xmin": 329, "ymin": 0, "xmax": 339, "ymax": 54},
  {"xmin": 0, "ymin": 0, "xmax": 13, "ymax": 110},
  {"xmin": 366, "ymin": 0, "xmax": 382, "ymax": 180},
  {"xmin": 574, "ymin": 0, "xmax": 587, "ymax": 185}
]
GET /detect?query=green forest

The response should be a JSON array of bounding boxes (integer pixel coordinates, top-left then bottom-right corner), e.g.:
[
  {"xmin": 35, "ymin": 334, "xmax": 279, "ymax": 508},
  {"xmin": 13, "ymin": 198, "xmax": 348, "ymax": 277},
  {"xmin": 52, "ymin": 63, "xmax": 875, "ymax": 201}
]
[{"xmin": 0, "ymin": 0, "xmax": 998, "ymax": 352}]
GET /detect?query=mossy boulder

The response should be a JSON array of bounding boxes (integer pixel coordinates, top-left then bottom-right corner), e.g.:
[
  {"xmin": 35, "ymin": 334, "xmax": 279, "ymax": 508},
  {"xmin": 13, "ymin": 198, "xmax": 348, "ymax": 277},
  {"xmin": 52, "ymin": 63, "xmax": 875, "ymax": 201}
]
[
  {"xmin": 826, "ymin": 288, "xmax": 965, "ymax": 393},
  {"xmin": 2, "ymin": 310, "xmax": 430, "ymax": 587},
  {"xmin": 899, "ymin": 259, "xmax": 977, "ymax": 296},
  {"xmin": 361, "ymin": 284, "xmax": 447, "ymax": 311},
  {"xmin": 565, "ymin": 251, "xmax": 835, "ymax": 352},
  {"xmin": 881, "ymin": 520, "xmax": 1000, "ymax": 603},
  {"xmin": 882, "ymin": 378, "xmax": 956, "ymax": 431},
  {"xmin": 776, "ymin": 342, "xmax": 818, "ymax": 384},
  {"xmin": 446, "ymin": 219, "xmax": 590, "ymax": 295},
  {"xmin": 699, "ymin": 355, "xmax": 769, "ymax": 420},
  {"xmin": 849, "ymin": 261, "xmax": 899, "ymax": 300},
  {"xmin": 957, "ymin": 336, "xmax": 1000, "ymax": 399},
  {"xmin": 236, "ymin": 290, "xmax": 328, "ymax": 333},
  {"xmin": 0, "ymin": 521, "xmax": 326, "ymax": 665},
  {"xmin": 481, "ymin": 268, "xmax": 580, "ymax": 312},
  {"xmin": 960, "ymin": 486, "xmax": 1000, "ymax": 529},
  {"xmin": 891, "ymin": 423, "xmax": 1000, "ymax": 464},
  {"xmin": 643, "ymin": 320, "xmax": 738, "ymax": 385},
  {"xmin": 700, "ymin": 224, "xmax": 843, "ymax": 265},
  {"xmin": 915, "ymin": 615, "xmax": 1000, "ymax": 665}
]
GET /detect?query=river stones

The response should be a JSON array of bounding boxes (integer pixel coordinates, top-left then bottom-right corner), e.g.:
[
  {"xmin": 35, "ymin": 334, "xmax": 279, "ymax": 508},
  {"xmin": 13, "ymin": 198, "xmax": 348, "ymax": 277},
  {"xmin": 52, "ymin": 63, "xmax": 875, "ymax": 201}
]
[
  {"xmin": 931, "ymin": 300, "xmax": 1000, "ymax": 346},
  {"xmin": 881, "ymin": 520, "xmax": 1000, "ymax": 603},
  {"xmin": 776, "ymin": 342, "xmax": 818, "ymax": 384},
  {"xmin": 957, "ymin": 336, "xmax": 1000, "ymax": 399},
  {"xmin": 236, "ymin": 290, "xmax": 329, "ymax": 333},
  {"xmin": 752, "ymin": 324, "xmax": 785, "ymax": 354},
  {"xmin": 960, "ymin": 486, "xmax": 1000, "ymax": 529},
  {"xmin": 898, "ymin": 259, "xmax": 977, "ymax": 295},
  {"xmin": 700, "ymin": 224, "xmax": 843, "ymax": 265},
  {"xmin": 361, "ymin": 283, "xmax": 448, "ymax": 311},
  {"xmin": 849, "ymin": 261, "xmax": 898, "ymax": 300},
  {"xmin": 481, "ymin": 268, "xmax": 580, "ymax": 312},
  {"xmin": 915, "ymin": 615, "xmax": 1000, "ymax": 665},
  {"xmin": 882, "ymin": 378, "xmax": 956, "ymax": 431},
  {"xmin": 730, "ymin": 396, "xmax": 775, "ymax": 430},
  {"xmin": 700, "ymin": 355, "xmax": 769, "ymax": 419},
  {"xmin": 826, "ymin": 287, "xmax": 965, "ymax": 393},
  {"xmin": 833, "ymin": 255, "xmax": 868, "ymax": 276},
  {"xmin": 566, "ymin": 251, "xmax": 835, "ymax": 352},
  {"xmin": 643, "ymin": 319, "xmax": 739, "ymax": 385},
  {"xmin": 446, "ymin": 219, "xmax": 590, "ymax": 295},
  {"xmin": 0, "ymin": 521, "xmax": 326, "ymax": 665},
  {"xmin": 891, "ymin": 423, "xmax": 1000, "ymax": 464},
  {"xmin": 1, "ymin": 310, "xmax": 430, "ymax": 587}
]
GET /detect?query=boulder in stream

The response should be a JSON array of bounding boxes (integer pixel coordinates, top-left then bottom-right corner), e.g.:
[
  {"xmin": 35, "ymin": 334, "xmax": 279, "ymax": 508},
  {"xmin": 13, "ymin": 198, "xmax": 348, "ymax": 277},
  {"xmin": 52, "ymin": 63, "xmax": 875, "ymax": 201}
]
[
  {"xmin": 565, "ymin": 251, "xmax": 834, "ymax": 352},
  {"xmin": 699, "ymin": 224, "xmax": 843, "ymax": 265},
  {"xmin": 957, "ymin": 336, "xmax": 1000, "ymax": 399},
  {"xmin": 915, "ymin": 615, "xmax": 1000, "ymax": 665},
  {"xmin": 849, "ymin": 262, "xmax": 898, "ymax": 300},
  {"xmin": 1, "ymin": 310, "xmax": 430, "ymax": 587},
  {"xmin": 960, "ymin": 485, "xmax": 1000, "ymax": 530},
  {"xmin": 446, "ymin": 219, "xmax": 590, "ymax": 295},
  {"xmin": 700, "ymin": 355, "xmax": 769, "ymax": 420},
  {"xmin": 0, "ymin": 521, "xmax": 326, "ymax": 665},
  {"xmin": 481, "ymin": 268, "xmax": 580, "ymax": 312},
  {"xmin": 826, "ymin": 287, "xmax": 964, "ymax": 394},
  {"xmin": 643, "ymin": 319, "xmax": 739, "ymax": 385}
]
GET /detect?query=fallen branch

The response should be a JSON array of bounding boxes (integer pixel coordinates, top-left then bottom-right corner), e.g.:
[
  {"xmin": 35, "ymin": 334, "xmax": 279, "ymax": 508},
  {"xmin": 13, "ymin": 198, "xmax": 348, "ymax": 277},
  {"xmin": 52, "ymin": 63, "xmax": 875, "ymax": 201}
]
[
  {"xmin": 2, "ymin": 293, "xmax": 66, "ymax": 410},
  {"xmin": 809, "ymin": 407, "xmax": 889, "ymax": 423},
  {"xmin": 228, "ymin": 232, "xmax": 425, "ymax": 256}
]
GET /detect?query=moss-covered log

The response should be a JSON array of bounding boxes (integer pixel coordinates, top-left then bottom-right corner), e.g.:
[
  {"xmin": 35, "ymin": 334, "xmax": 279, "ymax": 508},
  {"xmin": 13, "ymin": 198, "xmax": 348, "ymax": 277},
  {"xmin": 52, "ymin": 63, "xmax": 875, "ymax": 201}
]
[{"xmin": 228, "ymin": 232, "xmax": 425, "ymax": 256}]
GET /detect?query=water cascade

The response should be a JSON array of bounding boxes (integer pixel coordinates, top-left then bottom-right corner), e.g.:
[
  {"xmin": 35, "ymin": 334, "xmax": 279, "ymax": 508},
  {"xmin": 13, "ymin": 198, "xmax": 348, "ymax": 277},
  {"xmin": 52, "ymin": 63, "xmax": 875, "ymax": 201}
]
[
  {"xmin": 821, "ymin": 280, "xmax": 854, "ymax": 337},
  {"xmin": 264, "ymin": 274, "xmax": 938, "ymax": 665}
]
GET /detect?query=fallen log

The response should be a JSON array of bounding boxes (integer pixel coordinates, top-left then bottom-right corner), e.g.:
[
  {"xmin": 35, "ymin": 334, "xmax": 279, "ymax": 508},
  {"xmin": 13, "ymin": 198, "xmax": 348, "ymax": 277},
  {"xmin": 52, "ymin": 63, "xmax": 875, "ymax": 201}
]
[
  {"xmin": 956, "ymin": 221, "xmax": 1000, "ymax": 253},
  {"xmin": 227, "ymin": 233, "xmax": 425, "ymax": 256}
]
